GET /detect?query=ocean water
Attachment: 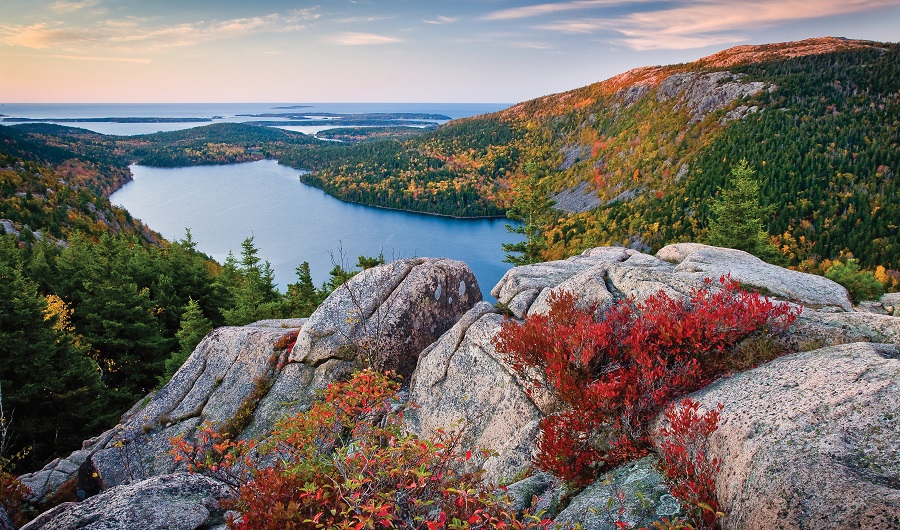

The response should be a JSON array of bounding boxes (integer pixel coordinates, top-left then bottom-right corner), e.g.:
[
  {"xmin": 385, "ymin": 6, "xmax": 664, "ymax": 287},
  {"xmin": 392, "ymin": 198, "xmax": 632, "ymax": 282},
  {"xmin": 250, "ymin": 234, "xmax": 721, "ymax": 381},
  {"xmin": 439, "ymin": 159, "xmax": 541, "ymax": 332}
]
[
  {"xmin": 111, "ymin": 160, "xmax": 522, "ymax": 301},
  {"xmin": 0, "ymin": 102, "xmax": 508, "ymax": 136}
]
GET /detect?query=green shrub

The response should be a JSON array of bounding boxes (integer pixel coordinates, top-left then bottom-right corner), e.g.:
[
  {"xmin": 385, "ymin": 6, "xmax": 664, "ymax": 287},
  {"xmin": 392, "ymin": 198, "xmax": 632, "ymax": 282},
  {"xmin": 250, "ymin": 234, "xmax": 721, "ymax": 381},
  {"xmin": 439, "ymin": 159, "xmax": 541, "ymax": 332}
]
[{"xmin": 825, "ymin": 258, "xmax": 885, "ymax": 303}]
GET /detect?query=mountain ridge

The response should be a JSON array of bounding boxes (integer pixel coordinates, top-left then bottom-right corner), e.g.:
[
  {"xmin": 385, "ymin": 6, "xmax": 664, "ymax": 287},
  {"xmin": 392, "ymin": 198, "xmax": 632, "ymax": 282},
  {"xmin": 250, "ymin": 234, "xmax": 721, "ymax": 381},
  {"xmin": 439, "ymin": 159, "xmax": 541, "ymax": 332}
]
[{"xmin": 283, "ymin": 36, "xmax": 897, "ymax": 271}]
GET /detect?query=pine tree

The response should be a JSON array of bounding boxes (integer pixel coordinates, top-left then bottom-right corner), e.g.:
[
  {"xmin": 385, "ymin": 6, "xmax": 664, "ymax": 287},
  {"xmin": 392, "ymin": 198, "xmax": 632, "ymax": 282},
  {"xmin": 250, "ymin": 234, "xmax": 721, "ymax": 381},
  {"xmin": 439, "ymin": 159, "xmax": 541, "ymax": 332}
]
[
  {"xmin": 222, "ymin": 236, "xmax": 281, "ymax": 325},
  {"xmin": 0, "ymin": 236, "xmax": 105, "ymax": 470},
  {"xmin": 503, "ymin": 163, "xmax": 552, "ymax": 265},
  {"xmin": 55, "ymin": 235, "xmax": 171, "ymax": 406},
  {"xmin": 707, "ymin": 159, "xmax": 780, "ymax": 263},
  {"xmin": 284, "ymin": 262, "xmax": 324, "ymax": 318},
  {"xmin": 161, "ymin": 298, "xmax": 212, "ymax": 383}
]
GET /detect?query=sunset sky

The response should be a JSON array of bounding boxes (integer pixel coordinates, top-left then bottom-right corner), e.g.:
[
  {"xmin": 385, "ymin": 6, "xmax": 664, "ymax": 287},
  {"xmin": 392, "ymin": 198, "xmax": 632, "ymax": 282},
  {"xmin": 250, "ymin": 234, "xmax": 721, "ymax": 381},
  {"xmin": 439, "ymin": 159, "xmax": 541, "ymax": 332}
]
[{"xmin": 2, "ymin": 0, "xmax": 899, "ymax": 103}]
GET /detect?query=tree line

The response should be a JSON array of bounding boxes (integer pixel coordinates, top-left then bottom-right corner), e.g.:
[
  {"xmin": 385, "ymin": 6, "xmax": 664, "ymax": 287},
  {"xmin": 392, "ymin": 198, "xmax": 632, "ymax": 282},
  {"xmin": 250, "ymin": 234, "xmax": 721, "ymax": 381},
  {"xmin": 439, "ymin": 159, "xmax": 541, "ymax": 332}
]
[{"xmin": 0, "ymin": 229, "xmax": 379, "ymax": 473}]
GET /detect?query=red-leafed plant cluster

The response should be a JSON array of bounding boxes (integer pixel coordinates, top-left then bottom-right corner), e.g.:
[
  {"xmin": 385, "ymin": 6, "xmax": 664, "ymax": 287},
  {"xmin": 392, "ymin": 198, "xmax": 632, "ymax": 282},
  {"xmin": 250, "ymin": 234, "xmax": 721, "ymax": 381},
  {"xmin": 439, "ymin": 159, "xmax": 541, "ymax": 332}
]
[
  {"xmin": 171, "ymin": 369, "xmax": 551, "ymax": 530},
  {"xmin": 273, "ymin": 329, "xmax": 300, "ymax": 352},
  {"xmin": 0, "ymin": 468, "xmax": 30, "ymax": 526},
  {"xmin": 492, "ymin": 277, "xmax": 797, "ymax": 485},
  {"xmin": 657, "ymin": 399, "xmax": 725, "ymax": 530}
]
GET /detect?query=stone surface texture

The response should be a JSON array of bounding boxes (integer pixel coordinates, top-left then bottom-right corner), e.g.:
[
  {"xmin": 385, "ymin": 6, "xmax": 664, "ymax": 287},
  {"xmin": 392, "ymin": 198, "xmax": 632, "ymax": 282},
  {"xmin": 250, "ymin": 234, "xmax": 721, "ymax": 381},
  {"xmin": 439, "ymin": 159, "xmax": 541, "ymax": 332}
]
[
  {"xmin": 20, "ymin": 474, "xmax": 232, "ymax": 530},
  {"xmin": 20, "ymin": 258, "xmax": 479, "ymax": 509},
  {"xmin": 653, "ymin": 342, "xmax": 900, "ymax": 530},
  {"xmin": 656, "ymin": 71, "xmax": 768, "ymax": 122},
  {"xmin": 0, "ymin": 506, "xmax": 13, "ymax": 530},
  {"xmin": 405, "ymin": 302, "xmax": 556, "ymax": 484},
  {"xmin": 553, "ymin": 457, "xmax": 683, "ymax": 530},
  {"xmin": 290, "ymin": 257, "xmax": 480, "ymax": 378}
]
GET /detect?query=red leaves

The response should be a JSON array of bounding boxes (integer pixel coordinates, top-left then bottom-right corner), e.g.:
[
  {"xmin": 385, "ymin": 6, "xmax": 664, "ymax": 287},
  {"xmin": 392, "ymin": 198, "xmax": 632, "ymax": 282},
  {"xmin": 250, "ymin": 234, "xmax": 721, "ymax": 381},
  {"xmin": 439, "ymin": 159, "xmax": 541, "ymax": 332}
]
[
  {"xmin": 493, "ymin": 276, "xmax": 797, "ymax": 485},
  {"xmin": 0, "ymin": 470, "xmax": 30, "ymax": 527},
  {"xmin": 657, "ymin": 399, "xmax": 725, "ymax": 530},
  {"xmin": 171, "ymin": 369, "xmax": 545, "ymax": 530}
]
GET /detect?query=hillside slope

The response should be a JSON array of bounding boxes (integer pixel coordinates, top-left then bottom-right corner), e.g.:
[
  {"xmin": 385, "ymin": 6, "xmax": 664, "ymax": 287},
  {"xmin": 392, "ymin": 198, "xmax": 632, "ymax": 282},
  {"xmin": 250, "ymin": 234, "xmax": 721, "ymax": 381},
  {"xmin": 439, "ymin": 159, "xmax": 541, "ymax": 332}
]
[
  {"xmin": 0, "ymin": 125, "xmax": 157, "ymax": 244},
  {"xmin": 279, "ymin": 37, "xmax": 898, "ymax": 270}
]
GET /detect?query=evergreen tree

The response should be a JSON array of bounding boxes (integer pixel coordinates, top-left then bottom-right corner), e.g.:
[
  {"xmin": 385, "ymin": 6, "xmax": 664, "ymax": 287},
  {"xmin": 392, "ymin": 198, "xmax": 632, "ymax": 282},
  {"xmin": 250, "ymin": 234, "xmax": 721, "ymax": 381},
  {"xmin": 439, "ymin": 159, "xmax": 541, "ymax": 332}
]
[
  {"xmin": 0, "ymin": 236, "xmax": 105, "ymax": 470},
  {"xmin": 161, "ymin": 298, "xmax": 212, "ymax": 383},
  {"xmin": 503, "ymin": 163, "xmax": 552, "ymax": 265},
  {"xmin": 221, "ymin": 236, "xmax": 281, "ymax": 325},
  {"xmin": 356, "ymin": 252, "xmax": 385, "ymax": 270},
  {"xmin": 284, "ymin": 262, "xmax": 324, "ymax": 318},
  {"xmin": 825, "ymin": 258, "xmax": 885, "ymax": 303},
  {"xmin": 707, "ymin": 159, "xmax": 780, "ymax": 263},
  {"xmin": 55, "ymin": 235, "xmax": 171, "ymax": 407}
]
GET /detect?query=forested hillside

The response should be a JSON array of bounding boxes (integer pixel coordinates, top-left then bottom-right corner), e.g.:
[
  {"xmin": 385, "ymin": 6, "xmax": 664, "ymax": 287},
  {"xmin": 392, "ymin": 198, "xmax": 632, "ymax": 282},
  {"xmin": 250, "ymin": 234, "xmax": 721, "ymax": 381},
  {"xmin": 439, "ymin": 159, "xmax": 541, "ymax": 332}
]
[
  {"xmin": 278, "ymin": 117, "xmax": 519, "ymax": 217},
  {"xmin": 274, "ymin": 37, "xmax": 898, "ymax": 272},
  {"xmin": 0, "ymin": 126, "xmax": 155, "ymax": 243},
  {"xmin": 0, "ymin": 124, "xmax": 367, "ymax": 473}
]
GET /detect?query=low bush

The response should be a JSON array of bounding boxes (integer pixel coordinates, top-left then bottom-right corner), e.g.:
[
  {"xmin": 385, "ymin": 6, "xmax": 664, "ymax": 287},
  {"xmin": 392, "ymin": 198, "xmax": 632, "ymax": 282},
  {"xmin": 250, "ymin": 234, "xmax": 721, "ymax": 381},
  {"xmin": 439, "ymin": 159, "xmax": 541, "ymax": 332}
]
[
  {"xmin": 171, "ymin": 369, "xmax": 550, "ymax": 530},
  {"xmin": 0, "ymin": 468, "xmax": 30, "ymax": 526},
  {"xmin": 825, "ymin": 258, "xmax": 885, "ymax": 302},
  {"xmin": 656, "ymin": 399, "xmax": 725, "ymax": 530},
  {"xmin": 492, "ymin": 277, "xmax": 797, "ymax": 486}
]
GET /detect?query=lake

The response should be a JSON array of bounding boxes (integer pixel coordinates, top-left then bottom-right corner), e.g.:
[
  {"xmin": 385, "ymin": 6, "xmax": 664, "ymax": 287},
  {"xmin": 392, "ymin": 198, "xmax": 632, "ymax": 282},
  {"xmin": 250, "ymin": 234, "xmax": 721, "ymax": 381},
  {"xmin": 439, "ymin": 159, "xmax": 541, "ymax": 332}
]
[{"xmin": 110, "ymin": 160, "xmax": 522, "ymax": 301}]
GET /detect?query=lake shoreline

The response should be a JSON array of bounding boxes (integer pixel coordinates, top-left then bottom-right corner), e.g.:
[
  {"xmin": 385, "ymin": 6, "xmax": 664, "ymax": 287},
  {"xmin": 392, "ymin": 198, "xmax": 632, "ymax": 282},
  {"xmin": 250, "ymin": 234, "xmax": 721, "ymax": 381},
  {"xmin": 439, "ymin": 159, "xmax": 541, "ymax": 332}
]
[
  {"xmin": 117, "ymin": 158, "xmax": 510, "ymax": 222},
  {"xmin": 111, "ymin": 160, "xmax": 522, "ymax": 298}
]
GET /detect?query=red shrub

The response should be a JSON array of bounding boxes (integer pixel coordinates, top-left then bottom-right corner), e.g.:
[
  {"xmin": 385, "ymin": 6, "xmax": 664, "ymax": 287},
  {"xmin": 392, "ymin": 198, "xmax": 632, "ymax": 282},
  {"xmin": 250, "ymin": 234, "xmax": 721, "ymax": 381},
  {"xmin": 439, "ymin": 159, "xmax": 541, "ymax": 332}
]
[
  {"xmin": 657, "ymin": 399, "xmax": 725, "ymax": 530},
  {"xmin": 0, "ymin": 470, "xmax": 30, "ymax": 527},
  {"xmin": 171, "ymin": 369, "xmax": 552, "ymax": 530},
  {"xmin": 492, "ymin": 277, "xmax": 796, "ymax": 485}
]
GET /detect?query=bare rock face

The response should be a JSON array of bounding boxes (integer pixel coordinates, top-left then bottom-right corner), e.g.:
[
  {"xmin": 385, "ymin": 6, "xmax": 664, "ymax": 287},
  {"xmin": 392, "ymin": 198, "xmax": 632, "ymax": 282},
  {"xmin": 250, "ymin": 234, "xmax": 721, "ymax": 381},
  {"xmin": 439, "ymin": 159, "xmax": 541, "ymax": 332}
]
[
  {"xmin": 20, "ymin": 258, "xmax": 480, "ymax": 511},
  {"xmin": 657, "ymin": 243, "xmax": 852, "ymax": 311},
  {"xmin": 554, "ymin": 457, "xmax": 683, "ymax": 530},
  {"xmin": 653, "ymin": 342, "xmax": 900, "ymax": 530},
  {"xmin": 405, "ymin": 303, "xmax": 554, "ymax": 484},
  {"xmin": 291, "ymin": 257, "xmax": 480, "ymax": 378},
  {"xmin": 21, "ymin": 324, "xmax": 297, "ymax": 503},
  {"xmin": 0, "ymin": 505, "xmax": 14, "ymax": 530},
  {"xmin": 20, "ymin": 473, "xmax": 232, "ymax": 530},
  {"xmin": 552, "ymin": 181, "xmax": 602, "ymax": 214},
  {"xmin": 656, "ymin": 71, "xmax": 768, "ymax": 122}
]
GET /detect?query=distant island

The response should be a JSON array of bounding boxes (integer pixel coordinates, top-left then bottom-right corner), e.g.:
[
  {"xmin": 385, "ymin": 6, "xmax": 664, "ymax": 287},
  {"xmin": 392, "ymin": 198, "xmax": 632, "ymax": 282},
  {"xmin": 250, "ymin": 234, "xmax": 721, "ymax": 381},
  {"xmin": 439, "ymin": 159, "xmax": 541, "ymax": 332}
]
[
  {"xmin": 3, "ymin": 117, "xmax": 215, "ymax": 123},
  {"xmin": 236, "ymin": 112, "xmax": 452, "ymax": 120},
  {"xmin": 271, "ymin": 105, "xmax": 314, "ymax": 109},
  {"xmin": 245, "ymin": 119, "xmax": 439, "ymax": 127},
  {"xmin": 316, "ymin": 126, "xmax": 436, "ymax": 143}
]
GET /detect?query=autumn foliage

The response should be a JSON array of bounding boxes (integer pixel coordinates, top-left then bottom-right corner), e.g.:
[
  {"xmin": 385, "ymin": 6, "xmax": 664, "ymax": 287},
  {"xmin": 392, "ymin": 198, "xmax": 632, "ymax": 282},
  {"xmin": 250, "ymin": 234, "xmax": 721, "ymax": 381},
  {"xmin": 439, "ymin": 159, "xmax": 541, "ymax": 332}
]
[
  {"xmin": 0, "ymin": 469, "xmax": 30, "ymax": 526},
  {"xmin": 171, "ymin": 369, "xmax": 550, "ymax": 530},
  {"xmin": 657, "ymin": 399, "xmax": 725, "ymax": 530},
  {"xmin": 492, "ymin": 277, "xmax": 797, "ymax": 485}
]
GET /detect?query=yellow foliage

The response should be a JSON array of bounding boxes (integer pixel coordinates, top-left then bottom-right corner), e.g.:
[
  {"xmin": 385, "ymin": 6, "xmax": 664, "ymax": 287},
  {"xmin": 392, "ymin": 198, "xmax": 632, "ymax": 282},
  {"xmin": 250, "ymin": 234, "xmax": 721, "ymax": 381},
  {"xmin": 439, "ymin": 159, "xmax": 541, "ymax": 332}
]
[{"xmin": 44, "ymin": 294, "xmax": 74, "ymax": 334}]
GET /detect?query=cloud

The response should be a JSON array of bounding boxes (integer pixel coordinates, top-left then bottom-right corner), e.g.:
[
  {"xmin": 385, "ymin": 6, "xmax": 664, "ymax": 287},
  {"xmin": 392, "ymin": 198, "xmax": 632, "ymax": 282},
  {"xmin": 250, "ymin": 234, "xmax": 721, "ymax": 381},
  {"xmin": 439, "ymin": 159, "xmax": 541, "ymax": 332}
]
[
  {"xmin": 0, "ymin": 23, "xmax": 93, "ymax": 49},
  {"xmin": 328, "ymin": 32, "xmax": 403, "ymax": 45},
  {"xmin": 533, "ymin": 0, "xmax": 900, "ymax": 50},
  {"xmin": 507, "ymin": 41, "xmax": 554, "ymax": 50},
  {"xmin": 423, "ymin": 16, "xmax": 458, "ymax": 25},
  {"xmin": 50, "ymin": 54, "xmax": 151, "ymax": 63},
  {"xmin": 0, "ymin": 8, "xmax": 320, "ymax": 51},
  {"xmin": 482, "ymin": 0, "xmax": 645, "ymax": 21},
  {"xmin": 49, "ymin": 0, "xmax": 101, "ymax": 13}
]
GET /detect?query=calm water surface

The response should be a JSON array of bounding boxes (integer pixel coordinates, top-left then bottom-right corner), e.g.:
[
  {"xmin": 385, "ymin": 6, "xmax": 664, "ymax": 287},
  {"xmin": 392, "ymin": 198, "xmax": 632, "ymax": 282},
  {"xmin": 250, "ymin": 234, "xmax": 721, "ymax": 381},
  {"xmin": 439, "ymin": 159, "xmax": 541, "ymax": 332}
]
[
  {"xmin": 0, "ymin": 103, "xmax": 508, "ymax": 136},
  {"xmin": 110, "ymin": 160, "xmax": 522, "ymax": 300}
]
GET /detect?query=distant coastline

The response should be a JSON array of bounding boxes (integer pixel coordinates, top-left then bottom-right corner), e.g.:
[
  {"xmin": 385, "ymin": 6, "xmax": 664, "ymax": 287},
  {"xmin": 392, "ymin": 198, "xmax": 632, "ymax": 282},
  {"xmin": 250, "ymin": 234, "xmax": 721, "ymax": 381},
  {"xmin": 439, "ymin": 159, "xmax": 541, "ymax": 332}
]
[{"xmin": 3, "ymin": 117, "xmax": 215, "ymax": 124}]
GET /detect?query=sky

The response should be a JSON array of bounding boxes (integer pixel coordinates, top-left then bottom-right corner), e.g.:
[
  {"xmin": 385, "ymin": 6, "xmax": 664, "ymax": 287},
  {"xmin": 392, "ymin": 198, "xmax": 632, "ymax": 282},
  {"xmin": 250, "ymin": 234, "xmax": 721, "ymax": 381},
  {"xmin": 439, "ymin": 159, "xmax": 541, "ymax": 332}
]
[{"xmin": 1, "ymin": 0, "xmax": 899, "ymax": 104}]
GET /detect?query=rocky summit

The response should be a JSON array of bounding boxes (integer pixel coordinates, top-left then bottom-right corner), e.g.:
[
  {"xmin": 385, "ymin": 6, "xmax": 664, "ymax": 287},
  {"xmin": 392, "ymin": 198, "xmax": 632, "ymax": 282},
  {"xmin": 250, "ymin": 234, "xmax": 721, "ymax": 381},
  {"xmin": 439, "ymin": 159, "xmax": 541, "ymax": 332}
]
[{"xmin": 18, "ymin": 246, "xmax": 899, "ymax": 529}]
